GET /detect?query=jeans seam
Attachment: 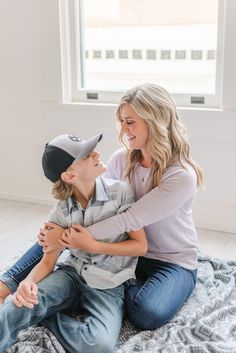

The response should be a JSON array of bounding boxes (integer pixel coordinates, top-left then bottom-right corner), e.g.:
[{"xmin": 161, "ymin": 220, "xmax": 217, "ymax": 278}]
[
  {"xmin": 14, "ymin": 253, "xmax": 43, "ymax": 273},
  {"xmin": 5, "ymin": 252, "xmax": 43, "ymax": 283},
  {"xmin": 128, "ymin": 278, "xmax": 150, "ymax": 311}
]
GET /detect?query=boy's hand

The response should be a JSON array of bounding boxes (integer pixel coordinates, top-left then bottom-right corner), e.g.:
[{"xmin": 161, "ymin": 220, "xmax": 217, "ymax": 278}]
[
  {"xmin": 59, "ymin": 225, "xmax": 97, "ymax": 252},
  {"xmin": 13, "ymin": 280, "xmax": 38, "ymax": 309},
  {"xmin": 37, "ymin": 222, "xmax": 65, "ymax": 253}
]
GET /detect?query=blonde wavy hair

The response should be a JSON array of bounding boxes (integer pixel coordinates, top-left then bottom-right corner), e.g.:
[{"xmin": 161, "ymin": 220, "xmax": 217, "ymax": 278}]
[
  {"xmin": 116, "ymin": 83, "xmax": 203, "ymax": 189},
  {"xmin": 51, "ymin": 178, "xmax": 74, "ymax": 201}
]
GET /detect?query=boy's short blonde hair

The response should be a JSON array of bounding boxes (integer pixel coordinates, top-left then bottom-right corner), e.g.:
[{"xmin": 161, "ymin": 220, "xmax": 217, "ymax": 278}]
[{"xmin": 52, "ymin": 178, "xmax": 74, "ymax": 201}]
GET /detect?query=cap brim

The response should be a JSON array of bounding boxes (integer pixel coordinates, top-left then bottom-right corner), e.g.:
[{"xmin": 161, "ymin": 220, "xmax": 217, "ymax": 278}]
[{"xmin": 77, "ymin": 133, "xmax": 103, "ymax": 159}]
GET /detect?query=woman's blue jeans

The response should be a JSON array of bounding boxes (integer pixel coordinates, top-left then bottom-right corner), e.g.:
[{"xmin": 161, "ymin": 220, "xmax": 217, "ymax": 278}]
[
  {"xmin": 0, "ymin": 242, "xmax": 44, "ymax": 292},
  {"xmin": 125, "ymin": 256, "xmax": 197, "ymax": 330},
  {"xmin": 0, "ymin": 265, "xmax": 124, "ymax": 353},
  {"xmin": 0, "ymin": 243, "xmax": 197, "ymax": 331}
]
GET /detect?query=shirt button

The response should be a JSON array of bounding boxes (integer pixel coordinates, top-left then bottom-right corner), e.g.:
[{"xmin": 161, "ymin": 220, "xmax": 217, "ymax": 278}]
[
  {"xmin": 93, "ymin": 261, "xmax": 97, "ymax": 265},
  {"xmin": 84, "ymin": 267, "xmax": 88, "ymax": 270}
]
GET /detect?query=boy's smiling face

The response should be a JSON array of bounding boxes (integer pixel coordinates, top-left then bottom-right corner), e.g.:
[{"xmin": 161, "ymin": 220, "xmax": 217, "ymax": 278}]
[{"xmin": 69, "ymin": 150, "xmax": 106, "ymax": 182}]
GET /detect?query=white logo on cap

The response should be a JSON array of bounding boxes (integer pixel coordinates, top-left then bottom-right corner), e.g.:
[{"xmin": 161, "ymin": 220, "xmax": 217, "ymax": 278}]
[{"xmin": 68, "ymin": 135, "xmax": 82, "ymax": 142}]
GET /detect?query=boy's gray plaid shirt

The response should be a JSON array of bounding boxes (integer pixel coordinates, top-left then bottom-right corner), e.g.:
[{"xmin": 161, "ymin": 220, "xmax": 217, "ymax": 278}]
[{"xmin": 49, "ymin": 176, "xmax": 137, "ymax": 289}]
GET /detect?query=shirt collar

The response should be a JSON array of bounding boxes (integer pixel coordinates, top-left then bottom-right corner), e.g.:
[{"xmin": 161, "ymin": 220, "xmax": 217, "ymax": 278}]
[
  {"xmin": 67, "ymin": 196, "xmax": 78, "ymax": 213},
  {"xmin": 67, "ymin": 177, "xmax": 109, "ymax": 213},
  {"xmin": 92, "ymin": 177, "xmax": 110, "ymax": 203}
]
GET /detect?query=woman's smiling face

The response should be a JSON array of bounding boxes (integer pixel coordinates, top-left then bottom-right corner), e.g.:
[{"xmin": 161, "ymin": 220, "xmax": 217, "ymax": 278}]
[{"xmin": 119, "ymin": 103, "xmax": 149, "ymax": 151}]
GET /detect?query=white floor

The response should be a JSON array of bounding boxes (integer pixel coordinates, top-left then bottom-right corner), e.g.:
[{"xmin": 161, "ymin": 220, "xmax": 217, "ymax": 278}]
[
  {"xmin": 0, "ymin": 199, "xmax": 235, "ymax": 269},
  {"xmin": 0, "ymin": 199, "xmax": 51, "ymax": 268}
]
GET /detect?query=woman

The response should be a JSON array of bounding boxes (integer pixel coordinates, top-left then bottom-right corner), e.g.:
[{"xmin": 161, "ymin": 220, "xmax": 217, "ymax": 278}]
[{"xmin": 0, "ymin": 83, "xmax": 203, "ymax": 330}]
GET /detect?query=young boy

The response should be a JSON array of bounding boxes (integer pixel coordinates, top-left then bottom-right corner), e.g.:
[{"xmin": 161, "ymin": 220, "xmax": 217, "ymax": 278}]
[{"xmin": 0, "ymin": 133, "xmax": 147, "ymax": 353}]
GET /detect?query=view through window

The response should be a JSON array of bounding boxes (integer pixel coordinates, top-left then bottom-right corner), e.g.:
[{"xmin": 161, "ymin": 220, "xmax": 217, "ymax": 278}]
[{"xmin": 78, "ymin": 0, "xmax": 219, "ymax": 95}]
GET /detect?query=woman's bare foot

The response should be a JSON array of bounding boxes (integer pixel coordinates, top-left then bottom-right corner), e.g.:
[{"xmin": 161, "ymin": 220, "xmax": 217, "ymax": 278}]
[{"xmin": 0, "ymin": 281, "xmax": 11, "ymax": 304}]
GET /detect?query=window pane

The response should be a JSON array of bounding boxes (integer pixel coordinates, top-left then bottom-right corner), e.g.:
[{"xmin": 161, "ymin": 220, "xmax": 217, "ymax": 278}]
[{"xmin": 80, "ymin": 0, "xmax": 218, "ymax": 94}]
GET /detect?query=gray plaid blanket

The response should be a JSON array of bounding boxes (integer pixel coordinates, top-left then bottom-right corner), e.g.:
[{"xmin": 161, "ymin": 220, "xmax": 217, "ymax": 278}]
[{"xmin": 3, "ymin": 253, "xmax": 236, "ymax": 353}]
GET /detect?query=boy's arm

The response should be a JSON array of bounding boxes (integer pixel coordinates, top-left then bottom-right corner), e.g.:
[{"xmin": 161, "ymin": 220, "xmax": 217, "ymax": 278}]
[
  {"xmin": 25, "ymin": 250, "xmax": 60, "ymax": 283},
  {"xmin": 38, "ymin": 222, "xmax": 66, "ymax": 252},
  {"xmin": 60, "ymin": 225, "xmax": 148, "ymax": 257},
  {"xmin": 38, "ymin": 202, "xmax": 69, "ymax": 252},
  {"xmin": 13, "ymin": 250, "xmax": 60, "ymax": 309}
]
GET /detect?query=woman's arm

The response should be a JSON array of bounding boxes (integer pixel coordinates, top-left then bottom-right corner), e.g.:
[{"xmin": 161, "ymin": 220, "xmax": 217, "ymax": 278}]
[
  {"xmin": 59, "ymin": 225, "xmax": 148, "ymax": 257},
  {"xmin": 88, "ymin": 166, "xmax": 197, "ymax": 238},
  {"xmin": 42, "ymin": 167, "xmax": 196, "ymax": 254}
]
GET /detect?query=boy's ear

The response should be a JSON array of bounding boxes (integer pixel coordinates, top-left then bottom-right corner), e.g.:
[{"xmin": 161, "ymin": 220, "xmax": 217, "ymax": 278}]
[{"xmin": 61, "ymin": 171, "xmax": 77, "ymax": 183}]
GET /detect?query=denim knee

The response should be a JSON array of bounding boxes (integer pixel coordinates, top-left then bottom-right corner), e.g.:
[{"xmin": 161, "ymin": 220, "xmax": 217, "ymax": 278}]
[
  {"xmin": 43, "ymin": 314, "xmax": 116, "ymax": 353},
  {"xmin": 78, "ymin": 322, "xmax": 116, "ymax": 353},
  {"xmin": 125, "ymin": 265, "xmax": 197, "ymax": 330},
  {"xmin": 126, "ymin": 297, "xmax": 169, "ymax": 330},
  {"xmin": 92, "ymin": 331, "xmax": 115, "ymax": 353}
]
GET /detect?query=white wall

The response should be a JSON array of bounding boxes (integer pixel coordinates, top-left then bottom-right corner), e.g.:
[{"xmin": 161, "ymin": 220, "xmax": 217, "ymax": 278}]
[{"xmin": 0, "ymin": 0, "xmax": 235, "ymax": 233}]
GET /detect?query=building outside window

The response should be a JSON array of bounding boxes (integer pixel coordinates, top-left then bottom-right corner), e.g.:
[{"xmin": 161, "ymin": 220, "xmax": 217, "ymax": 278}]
[{"xmin": 60, "ymin": 0, "xmax": 229, "ymax": 107}]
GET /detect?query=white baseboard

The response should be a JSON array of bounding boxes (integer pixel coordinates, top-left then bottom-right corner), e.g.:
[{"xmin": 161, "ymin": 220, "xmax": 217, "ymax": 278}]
[
  {"xmin": 0, "ymin": 192, "xmax": 54, "ymax": 207},
  {"xmin": 194, "ymin": 201, "xmax": 236, "ymax": 234}
]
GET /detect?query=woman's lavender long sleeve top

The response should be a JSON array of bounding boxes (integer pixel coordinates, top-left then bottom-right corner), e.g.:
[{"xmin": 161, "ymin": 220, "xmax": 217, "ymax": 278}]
[{"xmin": 88, "ymin": 149, "xmax": 199, "ymax": 270}]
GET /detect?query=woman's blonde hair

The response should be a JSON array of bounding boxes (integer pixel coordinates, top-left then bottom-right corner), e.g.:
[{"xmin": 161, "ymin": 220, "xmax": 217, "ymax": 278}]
[
  {"xmin": 51, "ymin": 178, "xmax": 74, "ymax": 201},
  {"xmin": 116, "ymin": 83, "xmax": 203, "ymax": 189}
]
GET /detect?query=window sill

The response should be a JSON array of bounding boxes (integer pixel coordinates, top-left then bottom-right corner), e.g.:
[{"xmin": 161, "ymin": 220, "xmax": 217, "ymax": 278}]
[{"xmin": 40, "ymin": 100, "xmax": 236, "ymax": 114}]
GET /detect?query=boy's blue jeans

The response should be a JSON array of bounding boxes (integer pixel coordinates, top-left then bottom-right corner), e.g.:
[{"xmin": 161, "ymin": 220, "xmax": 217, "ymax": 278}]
[
  {"xmin": 0, "ymin": 243, "xmax": 197, "ymax": 331},
  {"xmin": 0, "ymin": 264, "xmax": 124, "ymax": 353}
]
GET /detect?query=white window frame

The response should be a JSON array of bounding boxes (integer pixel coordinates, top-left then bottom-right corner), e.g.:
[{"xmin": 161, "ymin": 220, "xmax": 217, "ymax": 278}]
[{"xmin": 59, "ymin": 0, "xmax": 235, "ymax": 109}]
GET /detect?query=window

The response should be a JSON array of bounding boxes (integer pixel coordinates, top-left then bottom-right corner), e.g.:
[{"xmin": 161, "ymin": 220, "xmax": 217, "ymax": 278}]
[
  {"xmin": 161, "ymin": 50, "xmax": 171, "ymax": 60},
  {"xmin": 105, "ymin": 50, "xmax": 115, "ymax": 59},
  {"xmin": 191, "ymin": 50, "xmax": 203, "ymax": 60},
  {"xmin": 93, "ymin": 50, "xmax": 102, "ymax": 59},
  {"xmin": 119, "ymin": 50, "xmax": 128, "ymax": 59},
  {"xmin": 60, "ymin": 0, "xmax": 231, "ymax": 108},
  {"xmin": 132, "ymin": 49, "xmax": 142, "ymax": 60},
  {"xmin": 207, "ymin": 50, "xmax": 216, "ymax": 60},
  {"xmin": 146, "ymin": 50, "xmax": 156, "ymax": 60},
  {"xmin": 175, "ymin": 50, "xmax": 186, "ymax": 60}
]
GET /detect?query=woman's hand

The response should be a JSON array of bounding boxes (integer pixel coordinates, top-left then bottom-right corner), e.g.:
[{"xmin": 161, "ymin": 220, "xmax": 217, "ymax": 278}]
[
  {"xmin": 12, "ymin": 280, "xmax": 38, "ymax": 309},
  {"xmin": 37, "ymin": 222, "xmax": 66, "ymax": 253},
  {"xmin": 59, "ymin": 224, "xmax": 97, "ymax": 253}
]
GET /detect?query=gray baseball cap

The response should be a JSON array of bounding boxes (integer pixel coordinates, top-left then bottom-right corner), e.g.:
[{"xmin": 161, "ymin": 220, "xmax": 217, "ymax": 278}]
[{"xmin": 42, "ymin": 133, "xmax": 102, "ymax": 182}]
